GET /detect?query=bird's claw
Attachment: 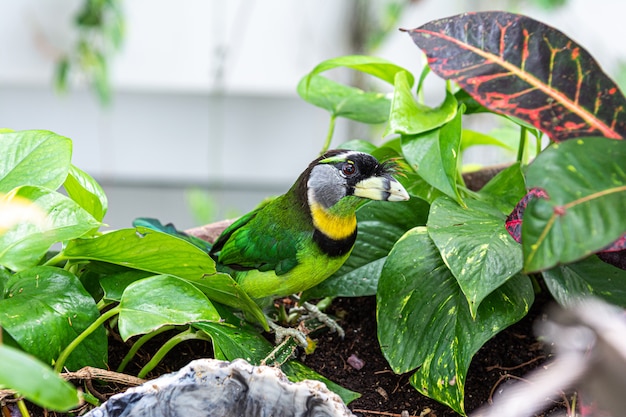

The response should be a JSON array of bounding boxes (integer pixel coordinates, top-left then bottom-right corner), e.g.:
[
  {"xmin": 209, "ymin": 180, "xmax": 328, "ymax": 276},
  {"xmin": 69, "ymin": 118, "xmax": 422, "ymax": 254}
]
[
  {"xmin": 292, "ymin": 301, "xmax": 345, "ymax": 339},
  {"xmin": 268, "ymin": 320, "xmax": 309, "ymax": 348}
]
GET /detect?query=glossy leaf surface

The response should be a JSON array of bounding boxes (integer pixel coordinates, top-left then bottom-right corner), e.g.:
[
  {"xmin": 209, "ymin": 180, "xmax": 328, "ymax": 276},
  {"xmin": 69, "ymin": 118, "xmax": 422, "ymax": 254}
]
[
  {"xmin": 0, "ymin": 186, "xmax": 100, "ymax": 271},
  {"xmin": 378, "ymin": 228, "xmax": 533, "ymax": 414},
  {"xmin": 63, "ymin": 227, "xmax": 265, "ymax": 326},
  {"xmin": 401, "ymin": 106, "xmax": 463, "ymax": 204},
  {"xmin": 0, "ymin": 345, "xmax": 80, "ymax": 411},
  {"xmin": 522, "ymin": 138, "xmax": 626, "ymax": 271},
  {"xmin": 0, "ymin": 130, "xmax": 72, "ymax": 193},
  {"xmin": 385, "ymin": 71, "xmax": 457, "ymax": 136},
  {"xmin": 542, "ymin": 255, "xmax": 626, "ymax": 307},
  {"xmin": 63, "ymin": 164, "xmax": 108, "ymax": 222},
  {"xmin": 428, "ymin": 196, "xmax": 524, "ymax": 316},
  {"xmin": 407, "ymin": 11, "xmax": 626, "ymax": 141},
  {"xmin": 0, "ymin": 267, "xmax": 107, "ymax": 369},
  {"xmin": 118, "ymin": 274, "xmax": 220, "ymax": 340}
]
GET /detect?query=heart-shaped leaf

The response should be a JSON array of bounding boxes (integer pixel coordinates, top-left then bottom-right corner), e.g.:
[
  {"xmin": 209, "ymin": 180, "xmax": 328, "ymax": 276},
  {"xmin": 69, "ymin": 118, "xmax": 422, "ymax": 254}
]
[
  {"xmin": 63, "ymin": 227, "xmax": 266, "ymax": 327},
  {"xmin": 0, "ymin": 345, "xmax": 80, "ymax": 411},
  {"xmin": 63, "ymin": 164, "xmax": 108, "ymax": 222},
  {"xmin": 118, "ymin": 274, "xmax": 220, "ymax": 340},
  {"xmin": 428, "ymin": 196, "xmax": 524, "ymax": 316},
  {"xmin": 304, "ymin": 55, "xmax": 414, "ymax": 86},
  {"xmin": 522, "ymin": 138, "xmax": 626, "ymax": 272},
  {"xmin": 406, "ymin": 11, "xmax": 626, "ymax": 141},
  {"xmin": 0, "ymin": 186, "xmax": 100, "ymax": 271},
  {"xmin": 0, "ymin": 130, "xmax": 72, "ymax": 193},
  {"xmin": 377, "ymin": 227, "xmax": 533, "ymax": 414},
  {"xmin": 0, "ymin": 266, "xmax": 107, "ymax": 369},
  {"xmin": 297, "ymin": 75, "xmax": 391, "ymax": 124},
  {"xmin": 385, "ymin": 71, "xmax": 458, "ymax": 136},
  {"xmin": 304, "ymin": 198, "xmax": 429, "ymax": 298}
]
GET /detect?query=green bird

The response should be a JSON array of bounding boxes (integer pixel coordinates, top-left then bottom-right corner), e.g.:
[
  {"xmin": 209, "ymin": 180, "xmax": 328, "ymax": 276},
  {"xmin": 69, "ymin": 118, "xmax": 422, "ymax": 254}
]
[{"xmin": 209, "ymin": 149, "xmax": 409, "ymax": 311}]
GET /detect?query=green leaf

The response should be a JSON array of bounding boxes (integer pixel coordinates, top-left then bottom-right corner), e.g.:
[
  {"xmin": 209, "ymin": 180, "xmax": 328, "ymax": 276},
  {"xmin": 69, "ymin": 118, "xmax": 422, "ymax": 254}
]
[
  {"xmin": 0, "ymin": 266, "xmax": 107, "ymax": 369},
  {"xmin": 0, "ymin": 345, "xmax": 80, "ymax": 411},
  {"xmin": 63, "ymin": 227, "xmax": 266, "ymax": 327},
  {"xmin": 304, "ymin": 55, "xmax": 414, "ymax": 86},
  {"xmin": 63, "ymin": 164, "xmax": 108, "ymax": 222},
  {"xmin": 377, "ymin": 227, "xmax": 533, "ymax": 414},
  {"xmin": 428, "ymin": 197, "xmax": 524, "ymax": 316},
  {"xmin": 337, "ymin": 139, "xmax": 378, "ymax": 154},
  {"xmin": 542, "ymin": 255, "xmax": 626, "ymax": 307},
  {"xmin": 0, "ymin": 186, "xmax": 100, "ymax": 271},
  {"xmin": 193, "ymin": 321, "xmax": 361, "ymax": 405},
  {"xmin": 477, "ymin": 162, "xmax": 527, "ymax": 216},
  {"xmin": 401, "ymin": 105, "xmax": 463, "ymax": 204},
  {"xmin": 522, "ymin": 138, "xmax": 626, "ymax": 272},
  {"xmin": 0, "ymin": 130, "xmax": 72, "ymax": 193},
  {"xmin": 99, "ymin": 270, "xmax": 155, "ymax": 302},
  {"xmin": 304, "ymin": 198, "xmax": 429, "ymax": 298},
  {"xmin": 118, "ymin": 274, "xmax": 220, "ymax": 340},
  {"xmin": 385, "ymin": 72, "xmax": 458, "ymax": 136},
  {"xmin": 297, "ymin": 75, "xmax": 391, "ymax": 124}
]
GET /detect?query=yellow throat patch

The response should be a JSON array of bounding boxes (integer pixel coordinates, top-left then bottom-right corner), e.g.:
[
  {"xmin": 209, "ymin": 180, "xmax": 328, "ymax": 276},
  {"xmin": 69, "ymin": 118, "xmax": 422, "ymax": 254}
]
[{"xmin": 309, "ymin": 202, "xmax": 357, "ymax": 241}]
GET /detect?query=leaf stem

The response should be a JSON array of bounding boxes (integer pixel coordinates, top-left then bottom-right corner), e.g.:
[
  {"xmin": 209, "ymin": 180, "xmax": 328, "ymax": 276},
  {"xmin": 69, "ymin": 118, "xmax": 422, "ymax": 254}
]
[
  {"xmin": 43, "ymin": 252, "xmax": 67, "ymax": 267},
  {"xmin": 137, "ymin": 328, "xmax": 210, "ymax": 379},
  {"xmin": 117, "ymin": 326, "xmax": 176, "ymax": 373},
  {"xmin": 54, "ymin": 306, "xmax": 121, "ymax": 373},
  {"xmin": 517, "ymin": 125, "xmax": 527, "ymax": 163},
  {"xmin": 321, "ymin": 114, "xmax": 337, "ymax": 155},
  {"xmin": 15, "ymin": 396, "xmax": 30, "ymax": 417}
]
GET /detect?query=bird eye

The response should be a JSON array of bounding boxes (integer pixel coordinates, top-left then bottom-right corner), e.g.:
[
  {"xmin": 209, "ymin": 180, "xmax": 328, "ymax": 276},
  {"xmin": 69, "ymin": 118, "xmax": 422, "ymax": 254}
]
[{"xmin": 341, "ymin": 162, "xmax": 356, "ymax": 176}]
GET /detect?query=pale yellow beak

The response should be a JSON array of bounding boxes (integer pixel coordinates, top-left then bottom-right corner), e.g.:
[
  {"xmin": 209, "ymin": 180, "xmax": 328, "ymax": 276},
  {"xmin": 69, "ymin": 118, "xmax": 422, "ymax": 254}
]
[{"xmin": 353, "ymin": 175, "xmax": 410, "ymax": 202}]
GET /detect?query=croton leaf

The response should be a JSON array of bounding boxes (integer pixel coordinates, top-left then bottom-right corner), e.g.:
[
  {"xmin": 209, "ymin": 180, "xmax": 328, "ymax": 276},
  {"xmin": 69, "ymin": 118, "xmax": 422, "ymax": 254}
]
[
  {"xmin": 406, "ymin": 11, "xmax": 626, "ymax": 141},
  {"xmin": 378, "ymin": 227, "xmax": 533, "ymax": 414}
]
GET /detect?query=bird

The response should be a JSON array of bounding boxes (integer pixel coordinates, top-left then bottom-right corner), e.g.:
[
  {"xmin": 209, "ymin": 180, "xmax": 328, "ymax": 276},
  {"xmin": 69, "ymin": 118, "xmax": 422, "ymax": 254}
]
[{"xmin": 209, "ymin": 149, "xmax": 409, "ymax": 341}]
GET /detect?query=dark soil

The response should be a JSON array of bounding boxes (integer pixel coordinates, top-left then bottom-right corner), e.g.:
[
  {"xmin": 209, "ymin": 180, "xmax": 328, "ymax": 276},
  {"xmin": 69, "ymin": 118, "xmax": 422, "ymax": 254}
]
[{"xmin": 16, "ymin": 289, "xmax": 561, "ymax": 417}]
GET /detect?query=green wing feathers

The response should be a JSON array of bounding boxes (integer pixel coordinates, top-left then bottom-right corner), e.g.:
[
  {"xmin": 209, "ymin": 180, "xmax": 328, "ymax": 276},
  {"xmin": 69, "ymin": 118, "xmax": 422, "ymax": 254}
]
[{"xmin": 210, "ymin": 195, "xmax": 310, "ymax": 276}]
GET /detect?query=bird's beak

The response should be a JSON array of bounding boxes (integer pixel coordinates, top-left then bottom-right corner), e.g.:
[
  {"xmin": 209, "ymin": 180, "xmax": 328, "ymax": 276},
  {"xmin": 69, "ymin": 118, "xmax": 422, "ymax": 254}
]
[{"xmin": 353, "ymin": 175, "xmax": 410, "ymax": 202}]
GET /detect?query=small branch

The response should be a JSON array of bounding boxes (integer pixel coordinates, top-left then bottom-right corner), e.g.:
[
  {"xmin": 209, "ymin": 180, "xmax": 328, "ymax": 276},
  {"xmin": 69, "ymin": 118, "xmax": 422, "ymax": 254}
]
[
  {"xmin": 61, "ymin": 366, "xmax": 145, "ymax": 387},
  {"xmin": 485, "ymin": 355, "xmax": 546, "ymax": 372}
]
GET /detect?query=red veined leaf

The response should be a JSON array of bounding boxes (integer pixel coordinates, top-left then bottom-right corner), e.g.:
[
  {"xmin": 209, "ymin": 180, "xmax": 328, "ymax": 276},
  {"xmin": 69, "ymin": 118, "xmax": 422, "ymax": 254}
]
[{"xmin": 405, "ymin": 11, "xmax": 626, "ymax": 142}]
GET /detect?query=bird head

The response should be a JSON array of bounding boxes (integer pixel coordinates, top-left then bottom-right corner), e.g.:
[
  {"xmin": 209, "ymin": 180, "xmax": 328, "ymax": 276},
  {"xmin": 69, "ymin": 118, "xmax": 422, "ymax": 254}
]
[{"xmin": 304, "ymin": 149, "xmax": 410, "ymax": 210}]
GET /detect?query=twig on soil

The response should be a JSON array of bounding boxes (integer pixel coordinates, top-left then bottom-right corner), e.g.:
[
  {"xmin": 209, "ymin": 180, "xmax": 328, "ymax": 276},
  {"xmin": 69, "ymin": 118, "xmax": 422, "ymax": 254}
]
[
  {"xmin": 485, "ymin": 355, "xmax": 546, "ymax": 372},
  {"xmin": 61, "ymin": 366, "xmax": 145, "ymax": 387},
  {"xmin": 351, "ymin": 409, "xmax": 411, "ymax": 417}
]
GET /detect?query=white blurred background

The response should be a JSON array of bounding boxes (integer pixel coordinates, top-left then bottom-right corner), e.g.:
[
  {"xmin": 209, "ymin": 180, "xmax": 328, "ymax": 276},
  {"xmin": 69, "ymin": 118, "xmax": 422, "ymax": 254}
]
[{"xmin": 1, "ymin": 0, "xmax": 625, "ymax": 229}]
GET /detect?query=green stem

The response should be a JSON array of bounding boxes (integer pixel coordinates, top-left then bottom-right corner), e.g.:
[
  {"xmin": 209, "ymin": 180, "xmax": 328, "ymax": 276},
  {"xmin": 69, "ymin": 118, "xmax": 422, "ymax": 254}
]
[
  {"xmin": 137, "ymin": 328, "xmax": 210, "ymax": 379},
  {"xmin": 54, "ymin": 306, "xmax": 121, "ymax": 373},
  {"xmin": 43, "ymin": 252, "xmax": 67, "ymax": 267},
  {"xmin": 517, "ymin": 125, "xmax": 528, "ymax": 163},
  {"xmin": 15, "ymin": 396, "xmax": 30, "ymax": 417},
  {"xmin": 320, "ymin": 114, "xmax": 337, "ymax": 155},
  {"xmin": 117, "ymin": 325, "xmax": 176, "ymax": 373}
]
